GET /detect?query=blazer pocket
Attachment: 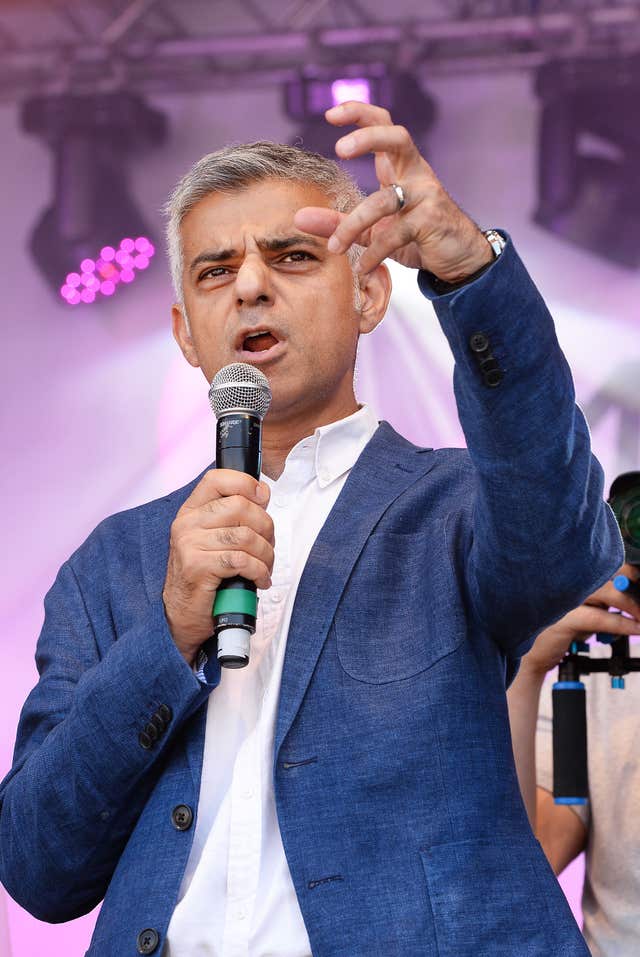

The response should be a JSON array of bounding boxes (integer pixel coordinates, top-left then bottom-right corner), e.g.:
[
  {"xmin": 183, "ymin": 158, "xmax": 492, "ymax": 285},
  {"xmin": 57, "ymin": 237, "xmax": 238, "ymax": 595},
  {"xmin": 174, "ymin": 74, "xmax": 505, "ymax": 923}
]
[
  {"xmin": 419, "ymin": 838, "xmax": 557, "ymax": 957},
  {"xmin": 334, "ymin": 530, "xmax": 465, "ymax": 684}
]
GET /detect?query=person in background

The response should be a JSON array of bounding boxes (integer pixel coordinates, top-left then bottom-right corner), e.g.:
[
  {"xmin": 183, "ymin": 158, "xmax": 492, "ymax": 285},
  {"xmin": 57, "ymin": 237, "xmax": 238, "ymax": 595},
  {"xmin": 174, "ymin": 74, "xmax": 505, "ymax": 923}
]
[{"xmin": 508, "ymin": 563, "xmax": 640, "ymax": 957}]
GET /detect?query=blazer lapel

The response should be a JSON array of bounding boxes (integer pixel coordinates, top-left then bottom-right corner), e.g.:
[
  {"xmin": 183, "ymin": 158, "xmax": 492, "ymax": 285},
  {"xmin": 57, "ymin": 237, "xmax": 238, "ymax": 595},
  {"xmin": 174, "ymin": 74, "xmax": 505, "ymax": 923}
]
[{"xmin": 274, "ymin": 422, "xmax": 435, "ymax": 758}]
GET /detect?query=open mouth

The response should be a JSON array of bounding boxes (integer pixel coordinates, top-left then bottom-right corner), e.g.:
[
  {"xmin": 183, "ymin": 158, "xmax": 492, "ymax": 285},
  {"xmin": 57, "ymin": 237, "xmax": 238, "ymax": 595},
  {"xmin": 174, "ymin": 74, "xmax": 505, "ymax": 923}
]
[{"xmin": 243, "ymin": 331, "xmax": 279, "ymax": 353}]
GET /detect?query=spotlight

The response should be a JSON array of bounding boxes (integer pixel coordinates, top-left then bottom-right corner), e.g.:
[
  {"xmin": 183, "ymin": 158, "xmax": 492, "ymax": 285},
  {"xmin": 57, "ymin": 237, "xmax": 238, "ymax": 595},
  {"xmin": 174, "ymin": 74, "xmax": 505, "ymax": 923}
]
[
  {"xmin": 285, "ymin": 70, "xmax": 436, "ymax": 193},
  {"xmin": 21, "ymin": 92, "xmax": 167, "ymax": 305},
  {"xmin": 534, "ymin": 57, "xmax": 640, "ymax": 268}
]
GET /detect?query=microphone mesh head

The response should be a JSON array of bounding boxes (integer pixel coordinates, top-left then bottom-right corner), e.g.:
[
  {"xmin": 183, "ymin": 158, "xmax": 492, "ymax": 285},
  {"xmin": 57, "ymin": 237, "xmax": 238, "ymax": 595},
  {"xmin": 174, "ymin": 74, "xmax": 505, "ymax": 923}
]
[{"xmin": 209, "ymin": 363, "xmax": 272, "ymax": 419}]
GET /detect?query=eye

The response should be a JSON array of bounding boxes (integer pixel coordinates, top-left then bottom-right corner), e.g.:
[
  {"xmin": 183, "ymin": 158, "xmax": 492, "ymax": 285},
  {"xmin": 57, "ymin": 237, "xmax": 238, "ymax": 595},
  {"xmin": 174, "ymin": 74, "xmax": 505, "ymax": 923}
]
[
  {"xmin": 280, "ymin": 250, "xmax": 316, "ymax": 263},
  {"xmin": 198, "ymin": 265, "xmax": 229, "ymax": 281}
]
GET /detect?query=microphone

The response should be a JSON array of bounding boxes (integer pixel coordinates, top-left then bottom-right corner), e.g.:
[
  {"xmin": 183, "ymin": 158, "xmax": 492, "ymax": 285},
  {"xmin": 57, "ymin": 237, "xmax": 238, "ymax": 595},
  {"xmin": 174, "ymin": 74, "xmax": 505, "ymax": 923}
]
[{"xmin": 208, "ymin": 363, "xmax": 272, "ymax": 668}]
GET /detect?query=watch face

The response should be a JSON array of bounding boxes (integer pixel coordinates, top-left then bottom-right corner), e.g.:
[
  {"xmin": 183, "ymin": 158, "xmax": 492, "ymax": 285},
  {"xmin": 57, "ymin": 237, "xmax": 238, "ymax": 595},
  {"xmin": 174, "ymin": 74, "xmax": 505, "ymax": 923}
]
[{"xmin": 483, "ymin": 230, "xmax": 506, "ymax": 257}]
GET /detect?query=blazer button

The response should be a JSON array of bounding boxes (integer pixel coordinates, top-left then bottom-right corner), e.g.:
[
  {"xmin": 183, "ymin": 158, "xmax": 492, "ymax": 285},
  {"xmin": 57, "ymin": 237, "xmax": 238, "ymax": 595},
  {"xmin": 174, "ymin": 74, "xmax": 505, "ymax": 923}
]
[
  {"xmin": 484, "ymin": 368, "xmax": 504, "ymax": 387},
  {"xmin": 469, "ymin": 332, "xmax": 489, "ymax": 353},
  {"xmin": 157, "ymin": 704, "xmax": 173, "ymax": 724},
  {"xmin": 171, "ymin": 804, "xmax": 194, "ymax": 831},
  {"xmin": 136, "ymin": 928, "xmax": 160, "ymax": 954},
  {"xmin": 138, "ymin": 730, "xmax": 153, "ymax": 750}
]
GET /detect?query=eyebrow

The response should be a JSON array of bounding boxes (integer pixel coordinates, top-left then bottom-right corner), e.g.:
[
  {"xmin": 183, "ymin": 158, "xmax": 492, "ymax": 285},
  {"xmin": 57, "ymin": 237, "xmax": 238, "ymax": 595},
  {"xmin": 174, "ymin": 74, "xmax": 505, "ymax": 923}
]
[{"xmin": 189, "ymin": 234, "xmax": 324, "ymax": 273}]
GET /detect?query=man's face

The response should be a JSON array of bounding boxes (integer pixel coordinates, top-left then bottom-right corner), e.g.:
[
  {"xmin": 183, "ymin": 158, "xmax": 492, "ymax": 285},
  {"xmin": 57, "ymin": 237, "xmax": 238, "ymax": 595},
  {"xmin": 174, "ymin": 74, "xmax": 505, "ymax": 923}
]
[{"xmin": 172, "ymin": 178, "xmax": 387, "ymax": 427}]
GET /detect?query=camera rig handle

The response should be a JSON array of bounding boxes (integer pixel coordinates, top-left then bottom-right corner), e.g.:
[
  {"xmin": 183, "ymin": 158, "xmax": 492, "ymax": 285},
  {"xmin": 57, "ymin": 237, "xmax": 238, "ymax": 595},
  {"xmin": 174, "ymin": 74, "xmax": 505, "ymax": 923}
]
[{"xmin": 551, "ymin": 470, "xmax": 640, "ymax": 805}]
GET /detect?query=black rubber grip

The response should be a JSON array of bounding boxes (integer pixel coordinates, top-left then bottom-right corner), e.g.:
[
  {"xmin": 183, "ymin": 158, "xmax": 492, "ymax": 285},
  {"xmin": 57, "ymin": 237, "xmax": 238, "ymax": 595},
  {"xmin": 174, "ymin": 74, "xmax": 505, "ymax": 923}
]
[{"xmin": 552, "ymin": 683, "xmax": 588, "ymax": 801}]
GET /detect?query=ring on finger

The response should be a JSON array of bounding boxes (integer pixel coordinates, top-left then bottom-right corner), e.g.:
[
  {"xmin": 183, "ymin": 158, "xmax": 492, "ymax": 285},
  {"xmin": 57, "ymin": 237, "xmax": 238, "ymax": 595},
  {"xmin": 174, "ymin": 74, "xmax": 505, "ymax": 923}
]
[{"xmin": 389, "ymin": 183, "xmax": 405, "ymax": 212}]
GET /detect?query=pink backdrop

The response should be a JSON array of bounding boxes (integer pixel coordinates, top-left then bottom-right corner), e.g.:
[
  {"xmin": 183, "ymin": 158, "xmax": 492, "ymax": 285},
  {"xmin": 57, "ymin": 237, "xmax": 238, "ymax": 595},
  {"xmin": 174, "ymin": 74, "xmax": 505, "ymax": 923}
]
[{"xmin": 1, "ymin": 69, "xmax": 638, "ymax": 955}]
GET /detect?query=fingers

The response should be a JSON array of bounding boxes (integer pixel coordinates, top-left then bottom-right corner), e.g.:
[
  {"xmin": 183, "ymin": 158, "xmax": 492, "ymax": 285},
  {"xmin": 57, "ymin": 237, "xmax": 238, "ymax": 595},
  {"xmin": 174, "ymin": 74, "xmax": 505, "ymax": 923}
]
[
  {"xmin": 178, "ymin": 494, "xmax": 274, "ymax": 545},
  {"xmin": 333, "ymin": 123, "xmax": 417, "ymax": 164},
  {"xmin": 355, "ymin": 218, "xmax": 415, "ymax": 275},
  {"xmin": 293, "ymin": 206, "xmax": 344, "ymax": 240},
  {"xmin": 325, "ymin": 101, "xmax": 394, "ymax": 129},
  {"xmin": 182, "ymin": 468, "xmax": 269, "ymax": 511},
  {"xmin": 585, "ymin": 577, "xmax": 640, "ymax": 621},
  {"xmin": 325, "ymin": 187, "xmax": 399, "ymax": 256},
  {"xmin": 568, "ymin": 604, "xmax": 640, "ymax": 638}
]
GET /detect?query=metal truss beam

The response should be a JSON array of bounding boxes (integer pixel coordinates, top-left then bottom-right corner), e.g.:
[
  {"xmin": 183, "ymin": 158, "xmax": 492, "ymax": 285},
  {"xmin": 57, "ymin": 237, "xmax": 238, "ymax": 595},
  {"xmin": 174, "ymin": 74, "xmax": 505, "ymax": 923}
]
[{"xmin": 0, "ymin": 3, "xmax": 639, "ymax": 101}]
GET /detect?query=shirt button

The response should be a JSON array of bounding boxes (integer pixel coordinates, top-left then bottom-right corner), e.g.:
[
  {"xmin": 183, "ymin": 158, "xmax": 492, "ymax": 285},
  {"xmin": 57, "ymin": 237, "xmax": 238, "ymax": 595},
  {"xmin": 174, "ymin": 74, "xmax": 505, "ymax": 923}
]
[
  {"xmin": 272, "ymin": 496, "xmax": 286, "ymax": 507},
  {"xmin": 271, "ymin": 590, "xmax": 283, "ymax": 603},
  {"xmin": 241, "ymin": 787, "xmax": 254, "ymax": 799},
  {"xmin": 235, "ymin": 907, "xmax": 247, "ymax": 921},
  {"xmin": 319, "ymin": 470, "xmax": 331, "ymax": 483}
]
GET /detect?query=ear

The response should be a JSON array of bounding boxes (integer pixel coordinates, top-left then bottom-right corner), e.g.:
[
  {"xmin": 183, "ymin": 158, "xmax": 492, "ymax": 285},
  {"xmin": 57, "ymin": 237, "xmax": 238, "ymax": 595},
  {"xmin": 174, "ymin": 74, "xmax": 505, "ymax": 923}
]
[
  {"xmin": 172, "ymin": 303, "xmax": 200, "ymax": 368},
  {"xmin": 356, "ymin": 262, "xmax": 392, "ymax": 335}
]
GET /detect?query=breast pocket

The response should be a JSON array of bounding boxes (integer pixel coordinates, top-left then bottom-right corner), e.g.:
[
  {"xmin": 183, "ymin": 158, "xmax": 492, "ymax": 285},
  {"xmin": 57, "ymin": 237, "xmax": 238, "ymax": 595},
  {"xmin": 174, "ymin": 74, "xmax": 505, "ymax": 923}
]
[{"xmin": 334, "ymin": 529, "xmax": 465, "ymax": 684}]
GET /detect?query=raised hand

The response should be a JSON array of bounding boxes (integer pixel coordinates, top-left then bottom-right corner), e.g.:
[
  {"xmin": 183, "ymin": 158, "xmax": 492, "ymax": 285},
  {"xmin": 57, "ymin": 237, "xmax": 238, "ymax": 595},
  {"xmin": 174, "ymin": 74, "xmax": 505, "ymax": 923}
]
[{"xmin": 293, "ymin": 100, "xmax": 493, "ymax": 282}]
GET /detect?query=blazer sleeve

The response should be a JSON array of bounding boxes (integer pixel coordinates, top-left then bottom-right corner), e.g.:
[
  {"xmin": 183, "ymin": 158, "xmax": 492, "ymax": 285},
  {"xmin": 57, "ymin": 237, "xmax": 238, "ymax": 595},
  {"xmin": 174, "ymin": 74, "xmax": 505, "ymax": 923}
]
[
  {"xmin": 0, "ymin": 539, "xmax": 212, "ymax": 923},
  {"xmin": 418, "ymin": 235, "xmax": 623, "ymax": 658}
]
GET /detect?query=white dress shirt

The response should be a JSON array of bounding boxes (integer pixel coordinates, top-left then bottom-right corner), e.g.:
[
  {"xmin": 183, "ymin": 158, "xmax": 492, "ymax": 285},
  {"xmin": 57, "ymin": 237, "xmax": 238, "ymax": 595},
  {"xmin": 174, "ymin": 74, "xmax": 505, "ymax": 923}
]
[{"xmin": 164, "ymin": 404, "xmax": 379, "ymax": 957}]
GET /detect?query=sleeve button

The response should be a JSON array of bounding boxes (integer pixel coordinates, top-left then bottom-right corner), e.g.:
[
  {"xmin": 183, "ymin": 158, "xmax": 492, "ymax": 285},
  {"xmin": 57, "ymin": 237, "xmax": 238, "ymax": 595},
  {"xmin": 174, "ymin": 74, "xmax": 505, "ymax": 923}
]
[
  {"xmin": 138, "ymin": 731, "xmax": 153, "ymax": 750},
  {"xmin": 157, "ymin": 704, "xmax": 173, "ymax": 724},
  {"xmin": 150, "ymin": 713, "xmax": 166, "ymax": 733},
  {"xmin": 469, "ymin": 332, "xmax": 489, "ymax": 353},
  {"xmin": 144, "ymin": 722, "xmax": 159, "ymax": 743}
]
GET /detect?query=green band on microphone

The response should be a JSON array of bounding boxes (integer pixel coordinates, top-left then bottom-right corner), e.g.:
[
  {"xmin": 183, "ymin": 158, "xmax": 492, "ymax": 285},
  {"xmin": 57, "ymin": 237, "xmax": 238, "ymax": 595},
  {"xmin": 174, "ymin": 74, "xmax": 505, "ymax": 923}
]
[{"xmin": 213, "ymin": 588, "xmax": 258, "ymax": 616}]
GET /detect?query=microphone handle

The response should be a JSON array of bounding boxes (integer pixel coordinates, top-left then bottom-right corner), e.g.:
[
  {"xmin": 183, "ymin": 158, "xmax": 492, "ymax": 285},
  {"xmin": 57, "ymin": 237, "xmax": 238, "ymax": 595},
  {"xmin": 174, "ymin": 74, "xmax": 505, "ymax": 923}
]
[{"xmin": 213, "ymin": 411, "xmax": 262, "ymax": 669}]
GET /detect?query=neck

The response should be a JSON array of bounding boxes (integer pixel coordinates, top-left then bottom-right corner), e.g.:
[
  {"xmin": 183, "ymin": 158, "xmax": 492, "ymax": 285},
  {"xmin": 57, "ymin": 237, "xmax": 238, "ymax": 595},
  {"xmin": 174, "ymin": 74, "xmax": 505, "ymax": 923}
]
[{"xmin": 261, "ymin": 395, "xmax": 360, "ymax": 480}]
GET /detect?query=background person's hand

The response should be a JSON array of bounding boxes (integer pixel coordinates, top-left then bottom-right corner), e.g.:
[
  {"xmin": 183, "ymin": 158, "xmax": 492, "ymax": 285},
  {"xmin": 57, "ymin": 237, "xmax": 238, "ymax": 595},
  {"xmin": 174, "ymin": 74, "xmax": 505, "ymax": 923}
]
[
  {"xmin": 520, "ymin": 563, "xmax": 640, "ymax": 678},
  {"xmin": 294, "ymin": 100, "xmax": 493, "ymax": 282},
  {"xmin": 162, "ymin": 470, "xmax": 274, "ymax": 665}
]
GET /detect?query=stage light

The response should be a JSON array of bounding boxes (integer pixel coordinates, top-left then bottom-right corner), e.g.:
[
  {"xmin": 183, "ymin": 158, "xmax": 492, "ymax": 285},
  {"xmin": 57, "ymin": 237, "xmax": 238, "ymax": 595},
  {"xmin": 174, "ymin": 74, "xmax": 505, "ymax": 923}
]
[
  {"xmin": 331, "ymin": 78, "xmax": 371, "ymax": 106},
  {"xmin": 285, "ymin": 70, "xmax": 436, "ymax": 193},
  {"xmin": 534, "ymin": 57, "xmax": 640, "ymax": 268},
  {"xmin": 21, "ymin": 92, "xmax": 167, "ymax": 306}
]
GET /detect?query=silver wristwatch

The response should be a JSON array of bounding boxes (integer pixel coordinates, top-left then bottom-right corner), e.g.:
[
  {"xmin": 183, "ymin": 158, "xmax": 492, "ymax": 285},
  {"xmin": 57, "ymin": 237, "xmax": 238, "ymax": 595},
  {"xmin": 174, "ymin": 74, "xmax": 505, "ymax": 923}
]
[{"xmin": 482, "ymin": 229, "xmax": 507, "ymax": 259}]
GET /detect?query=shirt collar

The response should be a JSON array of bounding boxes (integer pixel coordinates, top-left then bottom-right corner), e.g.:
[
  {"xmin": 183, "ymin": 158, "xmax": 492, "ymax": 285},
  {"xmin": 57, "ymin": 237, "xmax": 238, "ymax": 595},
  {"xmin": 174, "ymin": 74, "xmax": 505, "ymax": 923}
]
[
  {"xmin": 266, "ymin": 404, "xmax": 379, "ymax": 491},
  {"xmin": 312, "ymin": 404, "xmax": 379, "ymax": 489}
]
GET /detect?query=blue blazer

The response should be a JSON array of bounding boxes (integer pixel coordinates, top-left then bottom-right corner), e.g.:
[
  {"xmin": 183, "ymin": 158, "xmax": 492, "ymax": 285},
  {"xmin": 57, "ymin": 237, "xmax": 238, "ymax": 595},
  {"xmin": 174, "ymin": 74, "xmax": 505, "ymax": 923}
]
[{"xmin": 0, "ymin": 241, "xmax": 622, "ymax": 956}]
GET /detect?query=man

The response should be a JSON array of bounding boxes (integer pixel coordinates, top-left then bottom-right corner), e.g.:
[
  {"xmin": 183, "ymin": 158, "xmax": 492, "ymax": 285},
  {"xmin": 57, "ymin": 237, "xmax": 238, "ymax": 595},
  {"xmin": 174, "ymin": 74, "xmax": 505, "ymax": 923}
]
[
  {"xmin": 508, "ymin": 565, "xmax": 640, "ymax": 957},
  {"xmin": 0, "ymin": 102, "xmax": 622, "ymax": 956}
]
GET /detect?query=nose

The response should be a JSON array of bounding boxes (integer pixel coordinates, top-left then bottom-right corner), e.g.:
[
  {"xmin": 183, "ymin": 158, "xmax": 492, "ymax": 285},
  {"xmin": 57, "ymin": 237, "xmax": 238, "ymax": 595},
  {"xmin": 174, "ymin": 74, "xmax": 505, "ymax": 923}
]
[{"xmin": 235, "ymin": 253, "xmax": 272, "ymax": 307}]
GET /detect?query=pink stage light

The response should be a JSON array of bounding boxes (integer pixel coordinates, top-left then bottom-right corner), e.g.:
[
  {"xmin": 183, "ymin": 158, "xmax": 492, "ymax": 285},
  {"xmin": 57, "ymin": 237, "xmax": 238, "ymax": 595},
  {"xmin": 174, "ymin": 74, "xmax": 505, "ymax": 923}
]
[
  {"xmin": 59, "ymin": 235, "xmax": 155, "ymax": 306},
  {"xmin": 331, "ymin": 78, "xmax": 371, "ymax": 106}
]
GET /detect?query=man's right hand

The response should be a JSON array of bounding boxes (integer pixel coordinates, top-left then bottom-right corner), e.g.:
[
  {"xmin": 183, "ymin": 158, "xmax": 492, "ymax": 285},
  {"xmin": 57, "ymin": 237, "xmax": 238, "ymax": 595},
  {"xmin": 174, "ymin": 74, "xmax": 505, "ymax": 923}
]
[{"xmin": 162, "ymin": 469, "xmax": 274, "ymax": 665}]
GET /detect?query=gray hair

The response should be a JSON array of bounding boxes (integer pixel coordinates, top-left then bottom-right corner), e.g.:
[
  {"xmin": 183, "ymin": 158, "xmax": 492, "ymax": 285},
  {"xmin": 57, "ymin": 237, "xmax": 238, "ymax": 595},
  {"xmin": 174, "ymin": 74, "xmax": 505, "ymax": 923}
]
[{"xmin": 164, "ymin": 141, "xmax": 365, "ymax": 304}]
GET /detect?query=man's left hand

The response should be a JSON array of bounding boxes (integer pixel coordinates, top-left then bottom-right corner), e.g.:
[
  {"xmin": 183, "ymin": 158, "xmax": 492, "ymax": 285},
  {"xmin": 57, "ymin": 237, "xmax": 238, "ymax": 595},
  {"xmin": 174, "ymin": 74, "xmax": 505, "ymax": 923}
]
[{"xmin": 293, "ymin": 100, "xmax": 493, "ymax": 282}]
